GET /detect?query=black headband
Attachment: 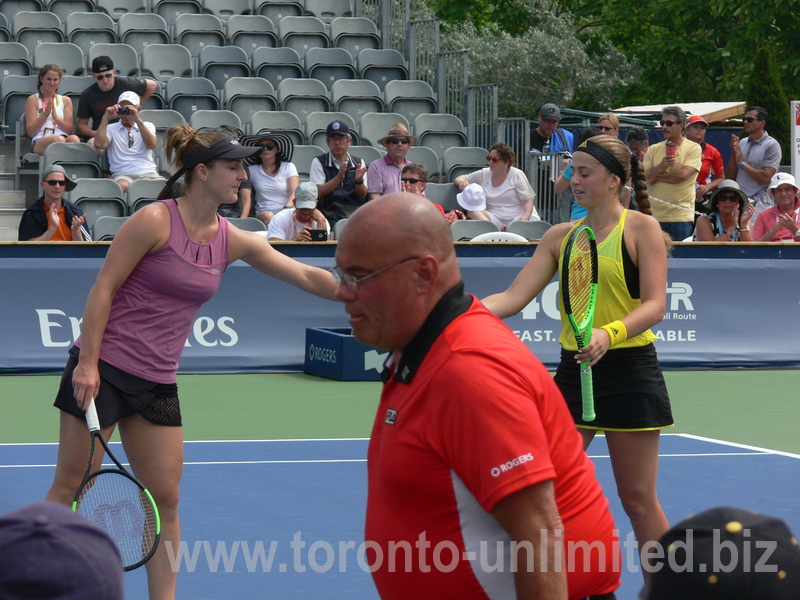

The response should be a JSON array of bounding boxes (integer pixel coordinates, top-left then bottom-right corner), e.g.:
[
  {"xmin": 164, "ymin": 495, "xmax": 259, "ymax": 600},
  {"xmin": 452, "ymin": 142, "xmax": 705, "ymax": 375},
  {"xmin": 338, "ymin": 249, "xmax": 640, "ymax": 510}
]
[
  {"xmin": 165, "ymin": 138, "xmax": 256, "ymax": 188},
  {"xmin": 574, "ymin": 139, "xmax": 627, "ymax": 182}
]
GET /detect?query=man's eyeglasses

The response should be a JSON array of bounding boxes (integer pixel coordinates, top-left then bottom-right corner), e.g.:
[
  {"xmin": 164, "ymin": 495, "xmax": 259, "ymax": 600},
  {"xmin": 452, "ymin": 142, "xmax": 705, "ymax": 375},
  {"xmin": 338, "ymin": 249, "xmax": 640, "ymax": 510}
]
[
  {"xmin": 388, "ymin": 138, "xmax": 410, "ymax": 145},
  {"xmin": 660, "ymin": 120, "xmax": 682, "ymax": 127},
  {"xmin": 401, "ymin": 177, "xmax": 423, "ymax": 185},
  {"xmin": 717, "ymin": 194, "xmax": 739, "ymax": 202},
  {"xmin": 487, "ymin": 155, "xmax": 501, "ymax": 163},
  {"xmin": 258, "ymin": 142, "xmax": 277, "ymax": 150},
  {"xmin": 743, "ymin": 117, "xmax": 763, "ymax": 123},
  {"xmin": 331, "ymin": 256, "xmax": 420, "ymax": 292},
  {"xmin": 44, "ymin": 179, "xmax": 67, "ymax": 186},
  {"xmin": 95, "ymin": 72, "xmax": 113, "ymax": 80}
]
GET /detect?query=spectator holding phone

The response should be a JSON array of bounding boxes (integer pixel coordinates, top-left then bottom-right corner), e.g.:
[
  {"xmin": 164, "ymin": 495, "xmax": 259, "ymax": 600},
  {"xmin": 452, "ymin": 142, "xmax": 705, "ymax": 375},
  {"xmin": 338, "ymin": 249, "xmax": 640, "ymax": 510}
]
[
  {"xmin": 93, "ymin": 91, "xmax": 160, "ymax": 192},
  {"xmin": 267, "ymin": 182, "xmax": 330, "ymax": 241},
  {"xmin": 753, "ymin": 172, "xmax": 800, "ymax": 242},
  {"xmin": 693, "ymin": 179, "xmax": 754, "ymax": 241},
  {"xmin": 309, "ymin": 120, "xmax": 367, "ymax": 227}
]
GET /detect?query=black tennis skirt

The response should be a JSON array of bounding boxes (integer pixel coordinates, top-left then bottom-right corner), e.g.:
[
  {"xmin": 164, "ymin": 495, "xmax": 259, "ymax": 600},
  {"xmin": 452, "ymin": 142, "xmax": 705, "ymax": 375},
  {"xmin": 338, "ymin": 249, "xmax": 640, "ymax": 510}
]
[
  {"xmin": 54, "ymin": 346, "xmax": 181, "ymax": 428},
  {"xmin": 553, "ymin": 344, "xmax": 673, "ymax": 431}
]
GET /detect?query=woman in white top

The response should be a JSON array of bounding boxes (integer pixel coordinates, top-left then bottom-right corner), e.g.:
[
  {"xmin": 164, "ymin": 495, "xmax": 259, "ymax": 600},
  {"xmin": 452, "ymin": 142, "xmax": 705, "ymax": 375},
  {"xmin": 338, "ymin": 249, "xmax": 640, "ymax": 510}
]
[
  {"xmin": 454, "ymin": 142, "xmax": 539, "ymax": 228},
  {"xmin": 240, "ymin": 131, "xmax": 299, "ymax": 225},
  {"xmin": 25, "ymin": 64, "xmax": 80, "ymax": 155}
]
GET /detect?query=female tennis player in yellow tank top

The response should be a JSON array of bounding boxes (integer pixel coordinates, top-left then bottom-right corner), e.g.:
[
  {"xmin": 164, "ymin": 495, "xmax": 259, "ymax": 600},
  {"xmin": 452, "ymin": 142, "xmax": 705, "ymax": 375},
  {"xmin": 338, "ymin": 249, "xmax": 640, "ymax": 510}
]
[{"xmin": 483, "ymin": 134, "xmax": 672, "ymax": 578}]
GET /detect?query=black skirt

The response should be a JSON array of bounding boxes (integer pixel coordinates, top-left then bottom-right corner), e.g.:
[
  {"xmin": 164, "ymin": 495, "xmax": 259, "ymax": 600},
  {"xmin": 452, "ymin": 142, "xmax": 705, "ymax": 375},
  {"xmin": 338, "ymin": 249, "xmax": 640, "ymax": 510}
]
[
  {"xmin": 54, "ymin": 346, "xmax": 181, "ymax": 428},
  {"xmin": 553, "ymin": 344, "xmax": 673, "ymax": 431}
]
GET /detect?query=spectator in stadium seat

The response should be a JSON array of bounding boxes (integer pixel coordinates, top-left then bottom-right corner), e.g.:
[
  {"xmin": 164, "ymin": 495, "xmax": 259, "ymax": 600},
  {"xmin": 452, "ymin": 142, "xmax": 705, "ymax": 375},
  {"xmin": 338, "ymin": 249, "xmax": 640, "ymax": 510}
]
[
  {"xmin": 18, "ymin": 165, "xmax": 88, "ymax": 241},
  {"xmin": 240, "ymin": 131, "xmax": 299, "ymax": 226},
  {"xmin": 267, "ymin": 181, "xmax": 330, "ymax": 241},
  {"xmin": 684, "ymin": 115, "xmax": 724, "ymax": 211},
  {"xmin": 309, "ymin": 120, "xmax": 368, "ymax": 226},
  {"xmin": 368, "ymin": 123, "xmax": 415, "ymax": 199},
  {"xmin": 93, "ymin": 91, "xmax": 160, "ymax": 193},
  {"xmin": 401, "ymin": 163, "xmax": 465, "ymax": 224},
  {"xmin": 77, "ymin": 56, "xmax": 157, "ymax": 152},
  {"xmin": 454, "ymin": 142, "xmax": 539, "ymax": 229},
  {"xmin": 727, "ymin": 106, "xmax": 782, "ymax": 221},
  {"xmin": 693, "ymin": 179, "xmax": 754, "ymax": 241},
  {"xmin": 0, "ymin": 501, "xmax": 124, "ymax": 600},
  {"xmin": 625, "ymin": 126, "xmax": 650, "ymax": 162},
  {"xmin": 25, "ymin": 64, "xmax": 81, "ymax": 155},
  {"xmin": 644, "ymin": 106, "xmax": 701, "ymax": 241},
  {"xmin": 753, "ymin": 172, "xmax": 800, "ymax": 242}
]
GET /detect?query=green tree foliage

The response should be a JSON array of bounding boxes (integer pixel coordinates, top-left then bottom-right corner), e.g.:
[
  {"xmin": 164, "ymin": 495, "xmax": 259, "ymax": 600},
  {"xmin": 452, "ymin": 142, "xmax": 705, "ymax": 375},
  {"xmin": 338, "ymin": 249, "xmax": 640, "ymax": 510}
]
[
  {"xmin": 744, "ymin": 45, "xmax": 790, "ymax": 158},
  {"xmin": 437, "ymin": 0, "xmax": 638, "ymax": 117}
]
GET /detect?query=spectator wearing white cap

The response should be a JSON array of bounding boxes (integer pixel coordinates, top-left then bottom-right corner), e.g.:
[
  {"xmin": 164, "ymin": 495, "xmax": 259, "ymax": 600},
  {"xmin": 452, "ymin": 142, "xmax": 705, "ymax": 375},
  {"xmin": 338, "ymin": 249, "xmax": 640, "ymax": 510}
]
[
  {"xmin": 94, "ymin": 91, "xmax": 160, "ymax": 192},
  {"xmin": 753, "ymin": 172, "xmax": 800, "ymax": 242},
  {"xmin": 454, "ymin": 142, "xmax": 539, "ymax": 228},
  {"xmin": 267, "ymin": 182, "xmax": 330, "ymax": 241}
]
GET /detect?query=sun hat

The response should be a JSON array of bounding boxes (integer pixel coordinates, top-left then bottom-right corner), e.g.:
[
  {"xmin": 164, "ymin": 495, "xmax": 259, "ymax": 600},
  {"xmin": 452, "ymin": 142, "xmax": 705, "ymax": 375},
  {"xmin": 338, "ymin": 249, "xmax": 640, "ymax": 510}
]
[
  {"xmin": 294, "ymin": 182, "xmax": 318, "ymax": 209},
  {"xmin": 709, "ymin": 179, "xmax": 748, "ymax": 211},
  {"xmin": 0, "ymin": 501, "xmax": 124, "ymax": 600},
  {"xmin": 639, "ymin": 506, "xmax": 800, "ymax": 600},
  {"xmin": 239, "ymin": 130, "xmax": 294, "ymax": 165},
  {"xmin": 457, "ymin": 183, "xmax": 486, "ymax": 211},
  {"xmin": 767, "ymin": 172, "xmax": 799, "ymax": 193},
  {"xmin": 377, "ymin": 123, "xmax": 416, "ymax": 146}
]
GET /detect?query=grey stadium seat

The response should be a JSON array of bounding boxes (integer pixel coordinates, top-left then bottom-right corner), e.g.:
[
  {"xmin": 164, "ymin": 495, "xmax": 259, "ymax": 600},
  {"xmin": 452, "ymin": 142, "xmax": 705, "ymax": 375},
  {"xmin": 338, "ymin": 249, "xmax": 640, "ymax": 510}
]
[
  {"xmin": 69, "ymin": 178, "xmax": 126, "ymax": 230},
  {"xmin": 66, "ymin": 12, "xmax": 117, "ymax": 58},
  {"xmin": 276, "ymin": 77, "xmax": 331, "ymax": 120},
  {"xmin": 303, "ymin": 0, "xmax": 352, "ymax": 23},
  {"xmin": 505, "ymin": 220, "xmax": 553, "ymax": 241},
  {"xmin": 304, "ymin": 47, "xmax": 356, "ymax": 91},
  {"xmin": 46, "ymin": 0, "xmax": 94, "ymax": 26},
  {"xmin": 189, "ymin": 109, "xmax": 242, "ymax": 133},
  {"xmin": 249, "ymin": 110, "xmax": 304, "ymax": 145},
  {"xmin": 95, "ymin": 0, "xmax": 146, "ymax": 20},
  {"xmin": 33, "ymin": 42, "xmax": 85, "ymax": 77},
  {"xmin": 358, "ymin": 112, "xmax": 408, "ymax": 148},
  {"xmin": 254, "ymin": 0, "xmax": 303, "ymax": 26},
  {"xmin": 202, "ymin": 0, "xmax": 250, "ymax": 22},
  {"xmin": 443, "ymin": 146, "xmax": 489, "ymax": 182},
  {"xmin": 422, "ymin": 182, "xmax": 459, "ymax": 212},
  {"xmin": 330, "ymin": 79, "xmax": 383, "ymax": 124},
  {"xmin": 0, "ymin": 0, "xmax": 43, "ymax": 22},
  {"xmin": 470, "ymin": 231, "xmax": 529, "ymax": 242},
  {"xmin": 1, "ymin": 74, "xmax": 38, "ymax": 141},
  {"xmin": 12, "ymin": 11, "xmax": 64, "ymax": 55},
  {"xmin": 291, "ymin": 144, "xmax": 325, "ymax": 180},
  {"xmin": 126, "ymin": 177, "xmax": 167, "ymax": 212},
  {"xmin": 42, "ymin": 142, "xmax": 102, "ymax": 180},
  {"xmin": 56, "ymin": 74, "xmax": 94, "ymax": 121},
  {"xmin": 88, "ymin": 43, "xmax": 138, "ymax": 77},
  {"xmin": 384, "ymin": 79, "xmax": 437, "ymax": 122},
  {"xmin": 173, "ymin": 13, "xmax": 225, "ymax": 59},
  {"xmin": 450, "ymin": 219, "xmax": 500, "ymax": 242},
  {"xmin": 226, "ymin": 15, "xmax": 277, "ymax": 58},
  {"xmin": 223, "ymin": 77, "xmax": 277, "ymax": 124},
  {"xmin": 406, "ymin": 146, "xmax": 442, "ymax": 183},
  {"xmin": 414, "ymin": 113, "xmax": 468, "ymax": 160},
  {"xmin": 349, "ymin": 145, "xmax": 384, "ymax": 166},
  {"xmin": 357, "ymin": 48, "xmax": 408, "ymax": 91},
  {"xmin": 227, "ymin": 217, "xmax": 267, "ymax": 232},
  {"xmin": 305, "ymin": 111, "xmax": 357, "ymax": 148},
  {"xmin": 117, "ymin": 13, "xmax": 169, "ymax": 57},
  {"xmin": 153, "ymin": 0, "xmax": 201, "ymax": 28},
  {"xmin": 92, "ymin": 215, "xmax": 128, "ymax": 241},
  {"xmin": 278, "ymin": 16, "xmax": 329, "ymax": 58},
  {"xmin": 199, "ymin": 45, "xmax": 250, "ymax": 91},
  {"xmin": 251, "ymin": 46, "xmax": 302, "ymax": 90},
  {"xmin": 330, "ymin": 17, "xmax": 380, "ymax": 58},
  {"xmin": 141, "ymin": 44, "xmax": 193, "ymax": 84},
  {"xmin": 165, "ymin": 76, "xmax": 219, "ymax": 121},
  {"xmin": 0, "ymin": 42, "xmax": 32, "ymax": 89}
]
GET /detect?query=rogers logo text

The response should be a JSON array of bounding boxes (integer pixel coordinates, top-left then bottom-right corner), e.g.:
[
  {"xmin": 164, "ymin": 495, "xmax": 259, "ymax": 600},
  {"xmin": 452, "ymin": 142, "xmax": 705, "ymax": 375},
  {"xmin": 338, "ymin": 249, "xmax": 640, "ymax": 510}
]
[{"xmin": 490, "ymin": 452, "xmax": 534, "ymax": 477}]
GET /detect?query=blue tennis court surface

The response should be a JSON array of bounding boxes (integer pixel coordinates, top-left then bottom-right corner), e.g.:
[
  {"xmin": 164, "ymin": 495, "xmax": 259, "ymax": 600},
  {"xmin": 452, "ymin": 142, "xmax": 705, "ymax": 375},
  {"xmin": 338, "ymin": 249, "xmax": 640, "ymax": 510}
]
[{"xmin": 1, "ymin": 434, "xmax": 798, "ymax": 600}]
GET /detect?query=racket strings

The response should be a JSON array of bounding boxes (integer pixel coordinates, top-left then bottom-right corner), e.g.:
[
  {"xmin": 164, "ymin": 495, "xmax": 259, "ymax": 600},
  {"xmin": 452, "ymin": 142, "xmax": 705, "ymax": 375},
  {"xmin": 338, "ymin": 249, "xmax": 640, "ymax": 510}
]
[
  {"xmin": 567, "ymin": 244, "xmax": 594, "ymax": 322},
  {"xmin": 76, "ymin": 472, "xmax": 158, "ymax": 568}
]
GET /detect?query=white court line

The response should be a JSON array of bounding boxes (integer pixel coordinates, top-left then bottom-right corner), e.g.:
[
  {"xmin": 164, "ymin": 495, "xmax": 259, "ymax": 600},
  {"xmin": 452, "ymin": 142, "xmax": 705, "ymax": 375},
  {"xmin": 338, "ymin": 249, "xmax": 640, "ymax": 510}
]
[{"xmin": 675, "ymin": 433, "xmax": 800, "ymax": 460}]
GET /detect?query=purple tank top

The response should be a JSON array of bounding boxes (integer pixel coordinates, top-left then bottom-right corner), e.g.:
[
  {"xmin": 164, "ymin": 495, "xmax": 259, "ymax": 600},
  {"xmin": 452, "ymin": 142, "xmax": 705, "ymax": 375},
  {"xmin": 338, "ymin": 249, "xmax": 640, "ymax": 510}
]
[{"xmin": 78, "ymin": 199, "xmax": 229, "ymax": 383}]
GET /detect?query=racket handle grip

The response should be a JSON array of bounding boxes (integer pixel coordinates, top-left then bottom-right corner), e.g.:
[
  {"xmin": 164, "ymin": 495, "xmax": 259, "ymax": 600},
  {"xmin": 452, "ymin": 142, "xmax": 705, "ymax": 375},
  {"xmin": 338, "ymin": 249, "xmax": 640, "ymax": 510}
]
[
  {"xmin": 85, "ymin": 398, "xmax": 101, "ymax": 432},
  {"xmin": 580, "ymin": 364, "xmax": 596, "ymax": 422}
]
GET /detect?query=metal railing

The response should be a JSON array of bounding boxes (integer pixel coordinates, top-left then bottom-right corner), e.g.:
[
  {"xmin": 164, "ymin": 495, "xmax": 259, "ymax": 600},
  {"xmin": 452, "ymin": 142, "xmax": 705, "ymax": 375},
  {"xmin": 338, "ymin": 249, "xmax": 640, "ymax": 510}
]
[
  {"xmin": 436, "ymin": 50, "xmax": 468, "ymax": 121},
  {"xmin": 529, "ymin": 152, "xmax": 572, "ymax": 225},
  {"xmin": 466, "ymin": 84, "xmax": 498, "ymax": 149},
  {"xmin": 407, "ymin": 18, "xmax": 439, "ymax": 86}
]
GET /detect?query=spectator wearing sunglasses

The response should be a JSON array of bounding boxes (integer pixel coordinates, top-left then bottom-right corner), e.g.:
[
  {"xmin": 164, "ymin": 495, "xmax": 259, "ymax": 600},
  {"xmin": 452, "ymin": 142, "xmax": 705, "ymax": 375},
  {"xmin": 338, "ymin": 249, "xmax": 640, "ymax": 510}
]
[
  {"xmin": 753, "ymin": 172, "xmax": 800, "ymax": 242},
  {"xmin": 454, "ymin": 142, "xmax": 539, "ymax": 229},
  {"xmin": 402, "ymin": 163, "xmax": 466, "ymax": 224},
  {"xmin": 77, "ymin": 56, "xmax": 157, "ymax": 152},
  {"xmin": 240, "ymin": 131, "xmax": 299, "ymax": 225},
  {"xmin": 94, "ymin": 91, "xmax": 160, "ymax": 193},
  {"xmin": 643, "ymin": 106, "xmax": 702, "ymax": 241},
  {"xmin": 693, "ymin": 179, "xmax": 754, "ymax": 241},
  {"xmin": 367, "ymin": 124, "xmax": 415, "ymax": 199},
  {"xmin": 727, "ymin": 106, "xmax": 782, "ymax": 220},
  {"xmin": 18, "ymin": 165, "xmax": 88, "ymax": 241}
]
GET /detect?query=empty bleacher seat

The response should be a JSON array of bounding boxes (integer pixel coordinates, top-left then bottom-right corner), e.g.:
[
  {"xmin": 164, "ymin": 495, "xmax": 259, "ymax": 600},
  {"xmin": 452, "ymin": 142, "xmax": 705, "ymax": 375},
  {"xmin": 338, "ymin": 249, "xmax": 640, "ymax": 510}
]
[
  {"xmin": 251, "ymin": 46, "xmax": 302, "ymax": 89},
  {"xmin": 12, "ymin": 11, "xmax": 64, "ymax": 54},
  {"xmin": 57, "ymin": 74, "xmax": 94, "ymax": 121},
  {"xmin": 349, "ymin": 144, "xmax": 384, "ymax": 165},
  {"xmin": 164, "ymin": 76, "xmax": 219, "ymax": 120},
  {"xmin": 202, "ymin": 0, "xmax": 249, "ymax": 22},
  {"xmin": 95, "ymin": 0, "xmax": 145, "ymax": 20},
  {"xmin": 330, "ymin": 78, "xmax": 382, "ymax": 124},
  {"xmin": 276, "ymin": 77, "xmax": 331, "ymax": 120},
  {"xmin": 304, "ymin": 0, "xmax": 351, "ymax": 23},
  {"xmin": 92, "ymin": 215, "xmax": 128, "ymax": 240},
  {"xmin": 189, "ymin": 109, "xmax": 241, "ymax": 132},
  {"xmin": 42, "ymin": 142, "xmax": 102, "ymax": 180},
  {"xmin": 141, "ymin": 44, "xmax": 193, "ymax": 83},
  {"xmin": 406, "ymin": 145, "xmax": 442, "ymax": 183},
  {"xmin": 330, "ymin": 16, "xmax": 380, "ymax": 58},
  {"xmin": 117, "ymin": 13, "xmax": 169, "ymax": 57},
  {"xmin": 223, "ymin": 77, "xmax": 276, "ymax": 124},
  {"xmin": 423, "ymin": 182, "xmax": 460, "ymax": 212},
  {"xmin": 126, "ymin": 176, "xmax": 167, "ymax": 212},
  {"xmin": 291, "ymin": 144, "xmax": 325, "ymax": 180},
  {"xmin": 226, "ymin": 15, "xmax": 277, "ymax": 58},
  {"xmin": 254, "ymin": 0, "xmax": 302, "ymax": 25},
  {"xmin": 46, "ymin": 0, "xmax": 95, "ymax": 25},
  {"xmin": 384, "ymin": 79, "xmax": 437, "ymax": 122},
  {"xmin": 505, "ymin": 220, "xmax": 552, "ymax": 241},
  {"xmin": 304, "ymin": 47, "xmax": 356, "ymax": 91},
  {"xmin": 357, "ymin": 48, "xmax": 408, "ymax": 91},
  {"xmin": 1, "ymin": 74, "xmax": 37, "ymax": 141},
  {"xmin": 68, "ymin": 177, "xmax": 126, "ymax": 229},
  {"xmin": 0, "ymin": 0, "xmax": 43, "ymax": 22},
  {"xmin": 66, "ymin": 12, "xmax": 117, "ymax": 57},
  {"xmin": 0, "ymin": 42, "xmax": 32, "ymax": 88},
  {"xmin": 249, "ymin": 110, "xmax": 304, "ymax": 145},
  {"xmin": 173, "ymin": 13, "xmax": 225, "ymax": 59},
  {"xmin": 450, "ymin": 219, "xmax": 500, "ymax": 241},
  {"xmin": 414, "ymin": 113, "xmax": 468, "ymax": 160},
  {"xmin": 443, "ymin": 146, "xmax": 489, "ymax": 182},
  {"xmin": 33, "ymin": 42, "xmax": 85, "ymax": 77},
  {"xmin": 153, "ymin": 0, "xmax": 201, "ymax": 28},
  {"xmin": 227, "ymin": 217, "xmax": 267, "ymax": 232},
  {"xmin": 278, "ymin": 15, "xmax": 328, "ymax": 58},
  {"xmin": 199, "ymin": 45, "xmax": 250, "ymax": 91}
]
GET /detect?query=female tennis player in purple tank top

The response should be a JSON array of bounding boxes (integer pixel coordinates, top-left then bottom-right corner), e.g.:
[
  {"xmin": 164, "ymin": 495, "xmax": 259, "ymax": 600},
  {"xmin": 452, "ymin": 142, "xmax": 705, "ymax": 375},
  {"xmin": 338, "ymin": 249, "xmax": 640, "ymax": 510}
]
[{"xmin": 45, "ymin": 125, "xmax": 339, "ymax": 599}]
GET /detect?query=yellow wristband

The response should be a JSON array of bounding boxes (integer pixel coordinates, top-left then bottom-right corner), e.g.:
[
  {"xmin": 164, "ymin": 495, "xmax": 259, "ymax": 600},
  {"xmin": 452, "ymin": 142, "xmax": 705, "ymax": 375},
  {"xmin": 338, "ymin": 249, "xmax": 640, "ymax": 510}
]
[{"xmin": 600, "ymin": 320, "xmax": 628, "ymax": 347}]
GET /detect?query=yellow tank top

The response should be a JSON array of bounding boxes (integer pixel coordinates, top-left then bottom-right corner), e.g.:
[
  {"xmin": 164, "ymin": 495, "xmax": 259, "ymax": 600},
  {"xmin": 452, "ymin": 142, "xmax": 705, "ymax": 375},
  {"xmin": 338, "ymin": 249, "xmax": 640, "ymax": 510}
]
[{"xmin": 558, "ymin": 210, "xmax": 657, "ymax": 350}]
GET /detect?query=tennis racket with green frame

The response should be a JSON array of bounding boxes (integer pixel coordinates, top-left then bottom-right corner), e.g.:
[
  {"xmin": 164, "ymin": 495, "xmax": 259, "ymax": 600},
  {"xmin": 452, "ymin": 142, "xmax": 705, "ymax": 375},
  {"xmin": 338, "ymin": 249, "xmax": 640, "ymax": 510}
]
[{"xmin": 561, "ymin": 225, "xmax": 599, "ymax": 422}]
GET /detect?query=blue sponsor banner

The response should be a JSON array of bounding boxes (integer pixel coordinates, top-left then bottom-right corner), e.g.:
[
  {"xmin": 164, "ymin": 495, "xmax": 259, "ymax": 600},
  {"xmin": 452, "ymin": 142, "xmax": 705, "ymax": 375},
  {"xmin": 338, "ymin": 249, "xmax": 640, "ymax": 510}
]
[{"xmin": 2, "ymin": 245, "xmax": 800, "ymax": 374}]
